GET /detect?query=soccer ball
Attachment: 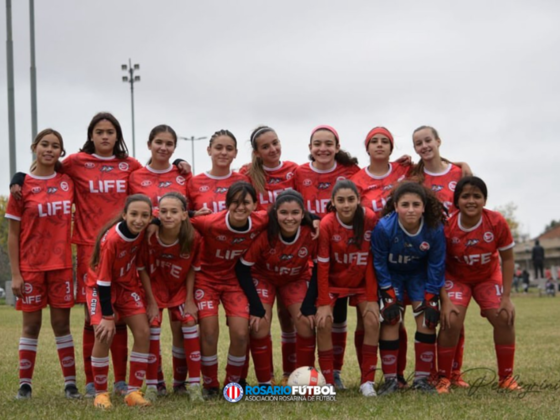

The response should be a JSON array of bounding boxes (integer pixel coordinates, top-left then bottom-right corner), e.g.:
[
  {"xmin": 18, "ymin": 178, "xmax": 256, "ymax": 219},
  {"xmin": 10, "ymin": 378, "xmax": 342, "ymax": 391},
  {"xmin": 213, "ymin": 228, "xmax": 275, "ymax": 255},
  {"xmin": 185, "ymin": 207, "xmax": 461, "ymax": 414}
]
[{"xmin": 287, "ymin": 366, "xmax": 326, "ymax": 387}]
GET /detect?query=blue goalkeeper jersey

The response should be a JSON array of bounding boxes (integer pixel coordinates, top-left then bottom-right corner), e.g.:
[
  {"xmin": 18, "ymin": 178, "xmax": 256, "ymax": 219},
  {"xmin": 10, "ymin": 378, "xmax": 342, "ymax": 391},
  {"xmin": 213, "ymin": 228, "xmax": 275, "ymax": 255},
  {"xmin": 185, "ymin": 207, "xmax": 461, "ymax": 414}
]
[{"xmin": 371, "ymin": 211, "xmax": 446, "ymax": 295}]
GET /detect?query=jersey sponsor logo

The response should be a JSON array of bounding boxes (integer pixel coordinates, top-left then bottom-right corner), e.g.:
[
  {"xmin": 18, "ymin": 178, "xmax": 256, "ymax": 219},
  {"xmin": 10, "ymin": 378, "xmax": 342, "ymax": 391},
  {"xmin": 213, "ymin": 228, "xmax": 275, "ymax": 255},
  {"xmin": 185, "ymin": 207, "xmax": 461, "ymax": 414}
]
[
  {"xmin": 286, "ymin": 172, "xmax": 293, "ymax": 179},
  {"xmin": 47, "ymin": 187, "xmax": 58, "ymax": 194},
  {"xmin": 419, "ymin": 241, "xmax": 430, "ymax": 251},
  {"xmin": 303, "ymin": 179, "xmax": 312, "ymax": 187},
  {"xmin": 20, "ymin": 359, "xmax": 32, "ymax": 370},
  {"xmin": 215, "ymin": 187, "xmax": 228, "ymax": 194},
  {"xmin": 176, "ymin": 176, "xmax": 186, "ymax": 186},
  {"xmin": 452, "ymin": 237, "xmax": 460, "ymax": 244},
  {"xmin": 483, "ymin": 232, "xmax": 494, "ymax": 243},
  {"xmin": 366, "ymin": 184, "xmax": 379, "ymax": 190},
  {"xmin": 250, "ymin": 232, "xmax": 257, "ymax": 239},
  {"xmin": 119, "ymin": 162, "xmax": 129, "ymax": 171},
  {"xmin": 318, "ymin": 182, "xmax": 331, "ymax": 190},
  {"xmin": 100, "ymin": 165, "xmax": 114, "ymax": 172},
  {"xmin": 31, "ymin": 186, "xmax": 42, "ymax": 194},
  {"xmin": 60, "ymin": 181, "xmax": 69, "ymax": 191},
  {"xmin": 217, "ymin": 235, "xmax": 227, "ymax": 241},
  {"xmin": 448, "ymin": 181, "xmax": 457, "ymax": 191},
  {"xmin": 336, "ymin": 176, "xmax": 346, "ymax": 181},
  {"xmin": 232, "ymin": 238, "xmax": 245, "ymax": 244},
  {"xmin": 364, "ymin": 231, "xmax": 371, "ymax": 242},
  {"xmin": 119, "ymin": 250, "xmax": 127, "ymax": 258},
  {"xmin": 199, "ymin": 185, "xmax": 210, "ymax": 192},
  {"xmin": 161, "ymin": 253, "xmax": 174, "ymax": 259},
  {"xmin": 179, "ymin": 253, "xmax": 191, "ymax": 260},
  {"xmin": 281, "ymin": 254, "xmax": 294, "ymax": 261},
  {"xmin": 62, "ymin": 356, "xmax": 75, "ymax": 368},
  {"xmin": 24, "ymin": 283, "xmax": 33, "ymax": 294},
  {"xmin": 431, "ymin": 185, "xmax": 443, "ymax": 192},
  {"xmin": 268, "ymin": 248, "xmax": 277, "ymax": 255},
  {"xmin": 268, "ymin": 177, "xmax": 282, "ymax": 185},
  {"xmin": 131, "ymin": 246, "xmax": 138, "ymax": 253},
  {"xmin": 159, "ymin": 181, "xmax": 172, "ymax": 188},
  {"xmin": 397, "ymin": 175, "xmax": 406, "ymax": 182},
  {"xmin": 383, "ymin": 184, "xmax": 393, "ymax": 191},
  {"xmin": 466, "ymin": 239, "xmax": 480, "ymax": 247},
  {"xmin": 445, "ymin": 280, "xmax": 454, "ymax": 289},
  {"xmin": 393, "ymin": 236, "xmax": 399, "ymax": 243},
  {"xmin": 253, "ymin": 279, "xmax": 259, "ymax": 287},
  {"xmin": 298, "ymin": 247, "xmax": 309, "ymax": 258},
  {"xmin": 332, "ymin": 235, "xmax": 342, "ymax": 242},
  {"xmin": 84, "ymin": 162, "xmax": 96, "ymax": 169},
  {"xmin": 141, "ymin": 180, "xmax": 152, "ymax": 187},
  {"xmin": 195, "ymin": 289, "xmax": 204, "ymax": 300}
]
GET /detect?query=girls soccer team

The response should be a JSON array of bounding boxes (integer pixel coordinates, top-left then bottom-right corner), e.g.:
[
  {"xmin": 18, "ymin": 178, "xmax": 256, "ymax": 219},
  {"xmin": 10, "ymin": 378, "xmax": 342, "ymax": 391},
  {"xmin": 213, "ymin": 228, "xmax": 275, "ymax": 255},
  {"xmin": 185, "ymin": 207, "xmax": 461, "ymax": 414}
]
[{"xmin": 7, "ymin": 114, "xmax": 521, "ymax": 408}]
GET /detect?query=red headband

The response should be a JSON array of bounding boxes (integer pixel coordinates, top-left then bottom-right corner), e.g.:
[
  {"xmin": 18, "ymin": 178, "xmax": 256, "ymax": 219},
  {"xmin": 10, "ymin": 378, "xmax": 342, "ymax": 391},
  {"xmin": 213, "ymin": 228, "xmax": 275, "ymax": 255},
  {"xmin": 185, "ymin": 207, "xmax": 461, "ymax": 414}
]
[
  {"xmin": 365, "ymin": 127, "xmax": 394, "ymax": 150},
  {"xmin": 310, "ymin": 125, "xmax": 339, "ymax": 143}
]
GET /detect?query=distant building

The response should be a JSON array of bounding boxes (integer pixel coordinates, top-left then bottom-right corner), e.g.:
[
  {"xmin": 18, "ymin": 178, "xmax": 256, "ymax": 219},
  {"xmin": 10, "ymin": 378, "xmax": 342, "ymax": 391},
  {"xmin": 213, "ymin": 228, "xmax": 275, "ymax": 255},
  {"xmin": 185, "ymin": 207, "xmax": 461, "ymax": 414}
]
[{"xmin": 514, "ymin": 225, "xmax": 560, "ymax": 279}]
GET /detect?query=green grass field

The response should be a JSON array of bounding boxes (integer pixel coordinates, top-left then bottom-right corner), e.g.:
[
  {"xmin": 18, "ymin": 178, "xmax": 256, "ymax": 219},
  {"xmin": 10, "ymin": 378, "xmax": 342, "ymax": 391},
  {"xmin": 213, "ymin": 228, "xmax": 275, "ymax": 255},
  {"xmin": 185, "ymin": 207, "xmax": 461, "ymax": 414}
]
[{"xmin": 1, "ymin": 292, "xmax": 559, "ymax": 419}]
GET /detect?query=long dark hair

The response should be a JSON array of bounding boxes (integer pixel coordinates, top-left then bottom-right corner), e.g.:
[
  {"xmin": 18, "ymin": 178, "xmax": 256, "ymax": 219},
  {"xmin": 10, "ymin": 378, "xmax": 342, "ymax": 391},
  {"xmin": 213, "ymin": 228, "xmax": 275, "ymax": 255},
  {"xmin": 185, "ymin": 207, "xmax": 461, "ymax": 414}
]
[
  {"xmin": 147, "ymin": 124, "xmax": 177, "ymax": 165},
  {"xmin": 90, "ymin": 194, "xmax": 152, "ymax": 268},
  {"xmin": 382, "ymin": 181, "xmax": 446, "ymax": 229},
  {"xmin": 326, "ymin": 180, "xmax": 365, "ymax": 247},
  {"xmin": 267, "ymin": 190, "xmax": 313, "ymax": 245},
  {"xmin": 30, "ymin": 128, "xmax": 66, "ymax": 172},
  {"xmin": 159, "ymin": 192, "xmax": 195, "ymax": 254},
  {"xmin": 247, "ymin": 126, "xmax": 276, "ymax": 193},
  {"xmin": 81, "ymin": 112, "xmax": 129, "ymax": 159},
  {"xmin": 308, "ymin": 127, "xmax": 359, "ymax": 167}
]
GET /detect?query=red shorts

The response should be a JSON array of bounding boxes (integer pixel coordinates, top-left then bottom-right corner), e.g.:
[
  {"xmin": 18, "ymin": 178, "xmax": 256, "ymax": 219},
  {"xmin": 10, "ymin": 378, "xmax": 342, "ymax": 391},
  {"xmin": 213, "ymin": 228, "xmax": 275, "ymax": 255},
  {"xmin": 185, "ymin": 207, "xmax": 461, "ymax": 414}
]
[
  {"xmin": 444, "ymin": 278, "xmax": 503, "ymax": 315},
  {"xmin": 76, "ymin": 245, "xmax": 94, "ymax": 304},
  {"xmin": 150, "ymin": 305, "xmax": 196, "ymax": 327},
  {"xmin": 16, "ymin": 269, "xmax": 74, "ymax": 312},
  {"xmin": 194, "ymin": 274, "xmax": 249, "ymax": 320},
  {"xmin": 253, "ymin": 277, "xmax": 308, "ymax": 308},
  {"xmin": 325, "ymin": 288, "xmax": 369, "ymax": 307},
  {"xmin": 86, "ymin": 285, "xmax": 146, "ymax": 325}
]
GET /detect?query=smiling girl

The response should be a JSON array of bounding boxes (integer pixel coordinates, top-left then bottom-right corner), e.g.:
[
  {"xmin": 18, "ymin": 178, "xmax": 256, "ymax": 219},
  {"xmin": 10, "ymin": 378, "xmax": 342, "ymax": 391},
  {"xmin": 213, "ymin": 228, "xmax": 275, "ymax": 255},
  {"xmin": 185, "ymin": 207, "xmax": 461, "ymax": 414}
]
[
  {"xmin": 436, "ymin": 177, "xmax": 520, "ymax": 393},
  {"xmin": 7, "ymin": 129, "xmax": 78, "ymax": 400}
]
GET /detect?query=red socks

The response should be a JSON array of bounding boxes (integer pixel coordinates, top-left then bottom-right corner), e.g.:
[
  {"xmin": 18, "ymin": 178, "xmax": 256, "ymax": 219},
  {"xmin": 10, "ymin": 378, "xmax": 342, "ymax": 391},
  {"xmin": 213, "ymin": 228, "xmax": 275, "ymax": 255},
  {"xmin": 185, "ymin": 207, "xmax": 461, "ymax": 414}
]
[
  {"xmin": 281, "ymin": 331, "xmax": 296, "ymax": 377},
  {"xmin": 111, "ymin": 324, "xmax": 128, "ymax": 383},
  {"xmin": 332, "ymin": 322, "xmax": 347, "ymax": 372},
  {"xmin": 83, "ymin": 321, "xmax": 95, "ymax": 385},
  {"xmin": 296, "ymin": 334, "xmax": 316, "ymax": 368},
  {"xmin": 318, "ymin": 349, "xmax": 334, "ymax": 385},
  {"xmin": 397, "ymin": 326, "xmax": 408, "ymax": 377},
  {"xmin": 379, "ymin": 339, "xmax": 399, "ymax": 379},
  {"xmin": 437, "ymin": 345, "xmax": 456, "ymax": 379},
  {"xmin": 453, "ymin": 328, "xmax": 466, "ymax": 374},
  {"xmin": 361, "ymin": 344, "xmax": 378, "ymax": 383},
  {"xmin": 55, "ymin": 334, "xmax": 76, "ymax": 386},
  {"xmin": 128, "ymin": 352, "xmax": 149, "ymax": 392},
  {"xmin": 201, "ymin": 354, "xmax": 218, "ymax": 389},
  {"xmin": 18, "ymin": 337, "xmax": 38, "ymax": 387},
  {"xmin": 495, "ymin": 344, "xmax": 515, "ymax": 380},
  {"xmin": 414, "ymin": 332, "xmax": 436, "ymax": 380},
  {"xmin": 182, "ymin": 325, "xmax": 201, "ymax": 385},
  {"xmin": 354, "ymin": 330, "xmax": 364, "ymax": 367},
  {"xmin": 91, "ymin": 356, "xmax": 110, "ymax": 394},
  {"xmin": 146, "ymin": 327, "xmax": 160, "ymax": 388},
  {"xmin": 225, "ymin": 354, "xmax": 246, "ymax": 386},
  {"xmin": 250, "ymin": 336, "xmax": 272, "ymax": 384},
  {"xmin": 172, "ymin": 346, "xmax": 187, "ymax": 386}
]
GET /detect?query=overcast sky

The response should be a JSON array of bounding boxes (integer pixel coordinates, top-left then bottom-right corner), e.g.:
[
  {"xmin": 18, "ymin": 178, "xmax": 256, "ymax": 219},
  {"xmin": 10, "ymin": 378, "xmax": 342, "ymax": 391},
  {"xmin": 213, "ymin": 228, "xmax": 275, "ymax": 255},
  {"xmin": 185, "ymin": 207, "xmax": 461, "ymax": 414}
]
[{"xmin": 1, "ymin": 0, "xmax": 558, "ymax": 238}]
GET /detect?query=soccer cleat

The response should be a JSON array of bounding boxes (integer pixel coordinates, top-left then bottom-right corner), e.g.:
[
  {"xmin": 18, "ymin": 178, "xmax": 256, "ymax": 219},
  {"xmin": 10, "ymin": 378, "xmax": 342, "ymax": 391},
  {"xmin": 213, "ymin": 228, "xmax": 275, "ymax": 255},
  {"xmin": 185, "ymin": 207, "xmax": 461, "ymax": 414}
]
[
  {"xmin": 113, "ymin": 381, "xmax": 128, "ymax": 396},
  {"xmin": 428, "ymin": 371, "xmax": 440, "ymax": 387},
  {"xmin": 397, "ymin": 375, "xmax": 409, "ymax": 389},
  {"xmin": 94, "ymin": 392, "xmax": 113, "ymax": 410},
  {"xmin": 157, "ymin": 382, "xmax": 168, "ymax": 396},
  {"xmin": 124, "ymin": 390, "xmax": 152, "ymax": 407},
  {"xmin": 173, "ymin": 384, "xmax": 188, "ymax": 395},
  {"xmin": 359, "ymin": 381, "xmax": 377, "ymax": 397},
  {"xmin": 84, "ymin": 382, "xmax": 96, "ymax": 399},
  {"xmin": 280, "ymin": 376, "xmax": 290, "ymax": 387},
  {"xmin": 188, "ymin": 384, "xmax": 204, "ymax": 402},
  {"xmin": 144, "ymin": 387, "xmax": 158, "ymax": 403},
  {"xmin": 412, "ymin": 377, "xmax": 437, "ymax": 394},
  {"xmin": 333, "ymin": 371, "xmax": 347, "ymax": 391},
  {"xmin": 238, "ymin": 379, "xmax": 248, "ymax": 392},
  {"xmin": 378, "ymin": 378, "xmax": 400, "ymax": 396},
  {"xmin": 436, "ymin": 377, "xmax": 451, "ymax": 394},
  {"xmin": 203, "ymin": 387, "xmax": 220, "ymax": 400},
  {"xmin": 64, "ymin": 384, "xmax": 82, "ymax": 399},
  {"xmin": 451, "ymin": 372, "xmax": 470, "ymax": 388},
  {"xmin": 498, "ymin": 377, "xmax": 523, "ymax": 391},
  {"xmin": 16, "ymin": 384, "xmax": 32, "ymax": 400}
]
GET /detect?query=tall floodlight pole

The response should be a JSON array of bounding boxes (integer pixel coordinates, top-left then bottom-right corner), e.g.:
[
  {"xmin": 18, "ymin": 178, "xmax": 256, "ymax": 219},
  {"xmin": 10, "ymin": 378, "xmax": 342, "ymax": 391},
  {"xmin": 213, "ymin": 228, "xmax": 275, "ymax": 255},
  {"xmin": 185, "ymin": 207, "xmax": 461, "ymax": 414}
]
[
  {"xmin": 121, "ymin": 59, "xmax": 140, "ymax": 157},
  {"xmin": 29, "ymin": 0, "xmax": 38, "ymax": 141},
  {"xmin": 178, "ymin": 136, "xmax": 207, "ymax": 175},
  {"xmin": 6, "ymin": 0, "xmax": 17, "ymax": 177}
]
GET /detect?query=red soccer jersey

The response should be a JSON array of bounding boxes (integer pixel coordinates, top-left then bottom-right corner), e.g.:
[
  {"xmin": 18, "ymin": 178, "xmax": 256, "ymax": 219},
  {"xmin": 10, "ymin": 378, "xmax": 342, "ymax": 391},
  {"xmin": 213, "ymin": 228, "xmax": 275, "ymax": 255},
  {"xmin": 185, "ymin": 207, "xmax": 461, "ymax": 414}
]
[
  {"xmin": 191, "ymin": 210, "xmax": 268, "ymax": 284},
  {"xmin": 129, "ymin": 165, "xmax": 191, "ymax": 215},
  {"xmin": 186, "ymin": 171, "xmax": 249, "ymax": 212},
  {"xmin": 61, "ymin": 152, "xmax": 142, "ymax": 245},
  {"xmin": 6, "ymin": 173, "xmax": 74, "ymax": 271},
  {"xmin": 351, "ymin": 162, "xmax": 411, "ymax": 214},
  {"xmin": 422, "ymin": 163, "xmax": 462, "ymax": 216},
  {"xmin": 240, "ymin": 225, "xmax": 317, "ymax": 287},
  {"xmin": 316, "ymin": 208, "xmax": 378, "ymax": 305},
  {"xmin": 444, "ymin": 209, "xmax": 515, "ymax": 284},
  {"xmin": 137, "ymin": 231, "xmax": 201, "ymax": 308},
  {"xmin": 86, "ymin": 223, "xmax": 145, "ymax": 292},
  {"xmin": 294, "ymin": 162, "xmax": 360, "ymax": 218},
  {"xmin": 240, "ymin": 161, "xmax": 298, "ymax": 211}
]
